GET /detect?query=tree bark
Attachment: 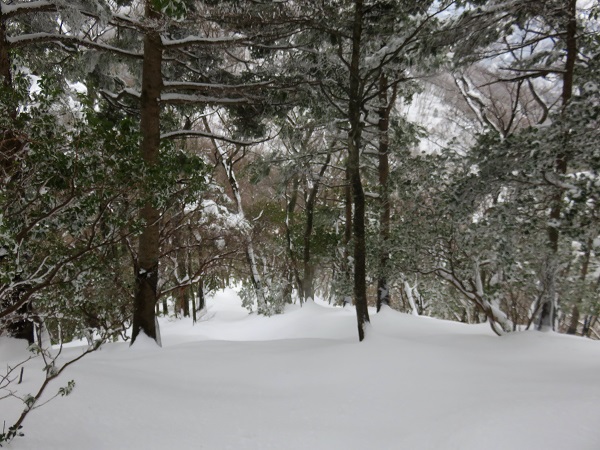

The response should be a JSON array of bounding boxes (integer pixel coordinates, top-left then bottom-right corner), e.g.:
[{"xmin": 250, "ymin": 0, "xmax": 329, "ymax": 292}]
[
  {"xmin": 535, "ymin": 0, "xmax": 577, "ymax": 331},
  {"xmin": 582, "ymin": 314, "xmax": 596, "ymax": 337},
  {"xmin": 348, "ymin": 0, "xmax": 370, "ymax": 341},
  {"xmin": 567, "ymin": 238, "xmax": 591, "ymax": 334},
  {"xmin": 0, "ymin": 9, "xmax": 12, "ymax": 94},
  {"xmin": 131, "ymin": 4, "xmax": 163, "ymax": 345},
  {"xmin": 340, "ymin": 163, "xmax": 354, "ymax": 307},
  {"xmin": 376, "ymin": 74, "xmax": 395, "ymax": 312},
  {"xmin": 197, "ymin": 278, "xmax": 206, "ymax": 312},
  {"xmin": 302, "ymin": 184, "xmax": 315, "ymax": 302},
  {"xmin": 302, "ymin": 153, "xmax": 331, "ymax": 302},
  {"xmin": 174, "ymin": 224, "xmax": 190, "ymax": 317},
  {"xmin": 284, "ymin": 177, "xmax": 304, "ymax": 298}
]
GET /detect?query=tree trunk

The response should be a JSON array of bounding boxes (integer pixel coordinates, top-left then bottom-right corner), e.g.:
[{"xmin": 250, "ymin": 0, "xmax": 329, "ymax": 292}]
[
  {"xmin": 197, "ymin": 278, "xmax": 206, "ymax": 312},
  {"xmin": 535, "ymin": 0, "xmax": 577, "ymax": 331},
  {"xmin": 340, "ymin": 164, "xmax": 353, "ymax": 307},
  {"xmin": 182, "ymin": 286, "xmax": 190, "ymax": 317},
  {"xmin": 348, "ymin": 0, "xmax": 370, "ymax": 341},
  {"xmin": 174, "ymin": 224, "xmax": 190, "ymax": 318},
  {"xmin": 284, "ymin": 177, "xmax": 304, "ymax": 298},
  {"xmin": 376, "ymin": 74, "xmax": 395, "ymax": 312},
  {"xmin": 176, "ymin": 286, "xmax": 189, "ymax": 317},
  {"xmin": 582, "ymin": 315, "xmax": 596, "ymax": 337},
  {"xmin": 0, "ymin": 12, "xmax": 11, "ymax": 89},
  {"xmin": 344, "ymin": 166, "xmax": 353, "ymax": 247},
  {"xmin": 567, "ymin": 304, "xmax": 580, "ymax": 335},
  {"xmin": 404, "ymin": 281, "xmax": 419, "ymax": 316},
  {"xmin": 567, "ymin": 238, "xmax": 591, "ymax": 334},
  {"xmin": 4, "ymin": 306, "xmax": 35, "ymax": 344},
  {"xmin": 302, "ymin": 192, "xmax": 315, "ymax": 303},
  {"xmin": 131, "ymin": 5, "xmax": 163, "ymax": 345},
  {"xmin": 237, "ymin": 183, "xmax": 266, "ymax": 312},
  {"xmin": 302, "ymin": 153, "xmax": 331, "ymax": 302}
]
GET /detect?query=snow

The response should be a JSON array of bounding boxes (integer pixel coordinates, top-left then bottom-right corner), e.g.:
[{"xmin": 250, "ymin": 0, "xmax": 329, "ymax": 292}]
[
  {"xmin": 7, "ymin": 33, "xmax": 142, "ymax": 59},
  {"xmin": 0, "ymin": 1, "xmax": 52, "ymax": 16},
  {"xmin": 160, "ymin": 93, "xmax": 248, "ymax": 104},
  {"xmin": 2, "ymin": 289, "xmax": 600, "ymax": 450},
  {"xmin": 161, "ymin": 35, "xmax": 248, "ymax": 47}
]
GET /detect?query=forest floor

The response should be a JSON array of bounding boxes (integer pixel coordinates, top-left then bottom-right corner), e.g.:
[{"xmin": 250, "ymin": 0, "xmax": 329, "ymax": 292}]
[{"xmin": 2, "ymin": 289, "xmax": 600, "ymax": 450}]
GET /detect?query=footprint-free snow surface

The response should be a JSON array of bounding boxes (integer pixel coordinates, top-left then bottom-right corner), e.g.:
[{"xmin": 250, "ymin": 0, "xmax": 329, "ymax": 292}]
[{"xmin": 2, "ymin": 289, "xmax": 600, "ymax": 449}]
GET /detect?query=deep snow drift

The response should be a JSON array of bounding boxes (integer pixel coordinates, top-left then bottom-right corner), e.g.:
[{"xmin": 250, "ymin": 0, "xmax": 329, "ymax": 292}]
[{"xmin": 2, "ymin": 289, "xmax": 600, "ymax": 450}]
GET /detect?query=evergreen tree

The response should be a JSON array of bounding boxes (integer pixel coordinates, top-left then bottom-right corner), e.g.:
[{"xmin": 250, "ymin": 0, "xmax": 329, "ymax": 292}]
[
  {"xmin": 290, "ymin": 0, "xmax": 457, "ymax": 339},
  {"xmin": 448, "ymin": 0, "xmax": 599, "ymax": 331}
]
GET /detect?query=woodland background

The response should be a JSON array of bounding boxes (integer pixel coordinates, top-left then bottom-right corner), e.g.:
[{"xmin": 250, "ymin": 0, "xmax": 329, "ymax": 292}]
[{"xmin": 1, "ymin": 0, "xmax": 599, "ymax": 347}]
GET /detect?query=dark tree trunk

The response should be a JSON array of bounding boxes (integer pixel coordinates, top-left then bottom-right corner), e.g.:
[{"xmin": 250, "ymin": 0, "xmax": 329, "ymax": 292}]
[
  {"xmin": 303, "ymin": 263, "xmax": 315, "ymax": 302},
  {"xmin": 283, "ymin": 272, "xmax": 294, "ymax": 304},
  {"xmin": 348, "ymin": 0, "xmax": 370, "ymax": 341},
  {"xmin": 344, "ymin": 167, "xmax": 353, "ymax": 247},
  {"xmin": 302, "ymin": 188, "xmax": 315, "ymax": 303},
  {"xmin": 197, "ymin": 278, "xmax": 205, "ymax": 312},
  {"xmin": 182, "ymin": 290, "xmax": 190, "ymax": 317},
  {"xmin": 131, "ymin": 5, "xmax": 163, "ymax": 345},
  {"xmin": 4, "ymin": 305, "xmax": 34, "ymax": 344},
  {"xmin": 183, "ymin": 288, "xmax": 190, "ymax": 317},
  {"xmin": 0, "ymin": 12, "xmax": 10, "ymax": 88},
  {"xmin": 285, "ymin": 177, "xmax": 304, "ymax": 298},
  {"xmin": 567, "ymin": 304, "xmax": 580, "ymax": 335},
  {"xmin": 191, "ymin": 289, "xmax": 197, "ymax": 323},
  {"xmin": 582, "ymin": 315, "xmax": 596, "ymax": 337},
  {"xmin": 174, "ymin": 224, "xmax": 190, "ymax": 318},
  {"xmin": 302, "ymin": 153, "xmax": 330, "ymax": 302},
  {"xmin": 176, "ymin": 286, "xmax": 190, "ymax": 318},
  {"xmin": 376, "ymin": 74, "xmax": 395, "ymax": 312},
  {"xmin": 567, "ymin": 238, "xmax": 591, "ymax": 334},
  {"xmin": 340, "ymin": 164, "xmax": 353, "ymax": 306},
  {"xmin": 536, "ymin": 0, "xmax": 577, "ymax": 331}
]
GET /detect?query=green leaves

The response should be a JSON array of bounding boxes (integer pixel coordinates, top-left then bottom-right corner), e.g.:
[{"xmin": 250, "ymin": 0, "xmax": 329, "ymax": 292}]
[
  {"xmin": 0, "ymin": 424, "xmax": 24, "ymax": 446},
  {"xmin": 151, "ymin": 0, "xmax": 187, "ymax": 20},
  {"xmin": 58, "ymin": 380, "xmax": 76, "ymax": 397}
]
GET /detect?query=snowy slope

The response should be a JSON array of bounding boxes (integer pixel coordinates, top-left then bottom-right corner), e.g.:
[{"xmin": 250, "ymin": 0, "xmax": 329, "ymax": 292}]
[{"xmin": 2, "ymin": 289, "xmax": 600, "ymax": 450}]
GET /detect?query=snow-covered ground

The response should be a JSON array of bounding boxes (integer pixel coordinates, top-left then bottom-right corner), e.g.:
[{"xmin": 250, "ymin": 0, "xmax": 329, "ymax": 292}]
[{"xmin": 2, "ymin": 289, "xmax": 600, "ymax": 450}]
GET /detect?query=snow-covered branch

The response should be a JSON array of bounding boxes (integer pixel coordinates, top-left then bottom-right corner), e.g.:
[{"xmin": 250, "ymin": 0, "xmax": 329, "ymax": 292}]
[
  {"xmin": 162, "ymin": 80, "xmax": 273, "ymax": 93},
  {"xmin": 1, "ymin": 1, "xmax": 55, "ymax": 19},
  {"xmin": 435, "ymin": 266, "xmax": 514, "ymax": 335},
  {"xmin": 8, "ymin": 33, "xmax": 142, "ymax": 59},
  {"xmin": 161, "ymin": 130, "xmax": 269, "ymax": 147},
  {"xmin": 160, "ymin": 93, "xmax": 250, "ymax": 105},
  {"xmin": 161, "ymin": 35, "xmax": 249, "ymax": 49}
]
